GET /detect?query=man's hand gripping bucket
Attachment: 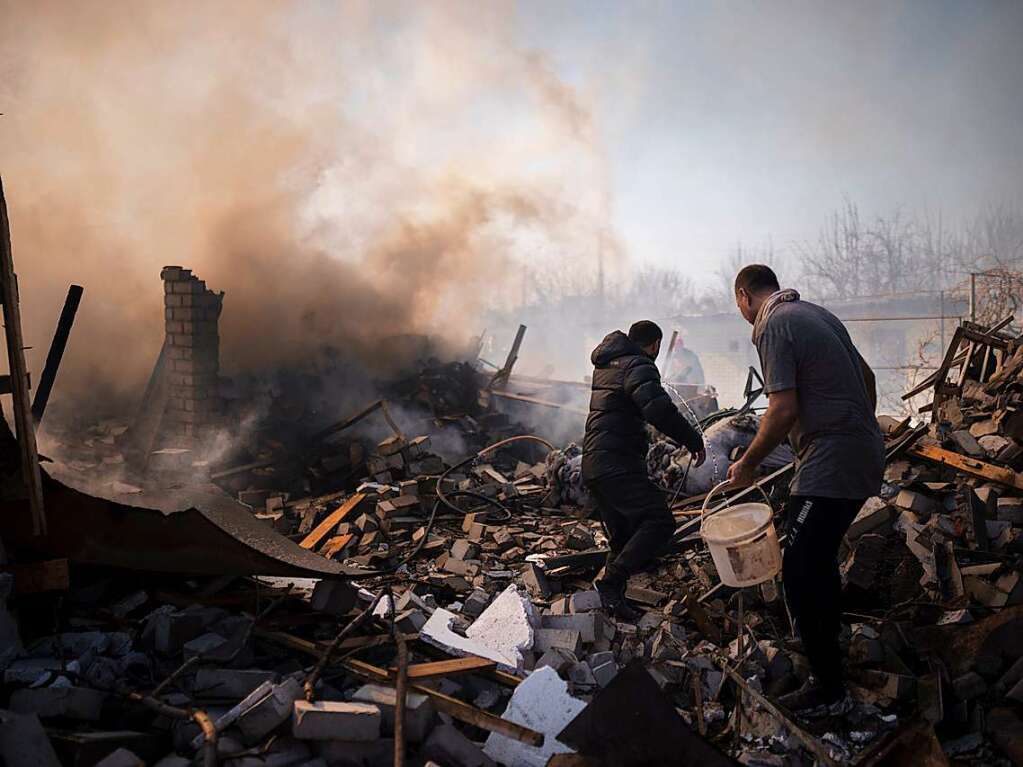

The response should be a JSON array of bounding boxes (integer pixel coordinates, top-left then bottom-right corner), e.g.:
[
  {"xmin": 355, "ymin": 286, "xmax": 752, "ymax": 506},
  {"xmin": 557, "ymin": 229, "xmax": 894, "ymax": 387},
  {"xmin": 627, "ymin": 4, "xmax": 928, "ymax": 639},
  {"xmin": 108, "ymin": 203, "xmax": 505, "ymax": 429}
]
[{"xmin": 700, "ymin": 481, "xmax": 782, "ymax": 588}]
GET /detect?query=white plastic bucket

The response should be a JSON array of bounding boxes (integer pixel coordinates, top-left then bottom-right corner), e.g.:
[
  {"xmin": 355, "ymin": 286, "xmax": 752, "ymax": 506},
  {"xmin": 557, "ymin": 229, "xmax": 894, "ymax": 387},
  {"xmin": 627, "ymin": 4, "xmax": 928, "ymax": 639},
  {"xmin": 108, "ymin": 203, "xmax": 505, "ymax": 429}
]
[{"xmin": 700, "ymin": 481, "xmax": 782, "ymax": 588}]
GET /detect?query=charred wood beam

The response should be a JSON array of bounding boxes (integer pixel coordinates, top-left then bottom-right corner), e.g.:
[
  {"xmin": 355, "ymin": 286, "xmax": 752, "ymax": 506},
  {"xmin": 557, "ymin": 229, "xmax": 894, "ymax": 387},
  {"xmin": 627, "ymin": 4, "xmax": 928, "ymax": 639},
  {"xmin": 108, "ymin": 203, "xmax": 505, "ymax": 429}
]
[
  {"xmin": 32, "ymin": 284, "xmax": 83, "ymax": 425},
  {"xmin": 0, "ymin": 175, "xmax": 46, "ymax": 535}
]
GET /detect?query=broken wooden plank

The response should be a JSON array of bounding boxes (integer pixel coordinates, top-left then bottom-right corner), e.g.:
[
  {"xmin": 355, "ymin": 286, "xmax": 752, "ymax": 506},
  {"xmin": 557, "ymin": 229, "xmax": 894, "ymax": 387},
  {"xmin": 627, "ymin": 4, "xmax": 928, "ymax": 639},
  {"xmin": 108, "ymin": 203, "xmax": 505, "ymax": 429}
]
[
  {"xmin": 344, "ymin": 658, "xmax": 544, "ymax": 746},
  {"xmin": 396, "ymin": 656, "xmax": 497, "ymax": 681},
  {"xmin": 0, "ymin": 175, "xmax": 45, "ymax": 535},
  {"xmin": 32, "ymin": 284, "xmax": 83, "ymax": 424},
  {"xmin": 258, "ymin": 630, "xmax": 534, "ymax": 744},
  {"xmin": 716, "ymin": 660, "xmax": 839, "ymax": 767},
  {"xmin": 489, "ymin": 324, "xmax": 527, "ymax": 390},
  {"xmin": 319, "ymin": 533, "xmax": 354, "ymax": 559},
  {"xmin": 255, "ymin": 628, "xmax": 418, "ymax": 655},
  {"xmin": 909, "ymin": 444, "xmax": 1023, "ymax": 490},
  {"xmin": 300, "ymin": 493, "xmax": 366, "ymax": 550},
  {"xmin": 311, "ymin": 398, "xmax": 405, "ymax": 444}
]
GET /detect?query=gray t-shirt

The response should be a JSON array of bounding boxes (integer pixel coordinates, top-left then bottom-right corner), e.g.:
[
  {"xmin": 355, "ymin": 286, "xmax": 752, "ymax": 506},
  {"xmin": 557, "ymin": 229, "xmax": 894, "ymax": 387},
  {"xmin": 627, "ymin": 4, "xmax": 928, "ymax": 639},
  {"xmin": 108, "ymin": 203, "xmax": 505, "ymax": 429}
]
[{"xmin": 755, "ymin": 300, "xmax": 884, "ymax": 499}]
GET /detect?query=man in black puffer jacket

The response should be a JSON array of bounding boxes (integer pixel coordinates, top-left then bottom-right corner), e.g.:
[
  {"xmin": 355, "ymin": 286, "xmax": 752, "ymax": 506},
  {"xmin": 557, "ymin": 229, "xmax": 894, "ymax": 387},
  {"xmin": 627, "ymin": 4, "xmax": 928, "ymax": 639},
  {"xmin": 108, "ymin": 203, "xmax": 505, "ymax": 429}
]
[{"xmin": 583, "ymin": 320, "xmax": 705, "ymax": 619}]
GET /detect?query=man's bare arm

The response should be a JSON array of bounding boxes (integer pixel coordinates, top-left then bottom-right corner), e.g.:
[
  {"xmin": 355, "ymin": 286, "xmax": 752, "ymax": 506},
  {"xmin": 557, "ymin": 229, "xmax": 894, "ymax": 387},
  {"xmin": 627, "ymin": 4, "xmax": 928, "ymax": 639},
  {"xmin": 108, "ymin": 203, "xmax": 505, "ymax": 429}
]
[
  {"xmin": 859, "ymin": 353, "xmax": 877, "ymax": 412},
  {"xmin": 726, "ymin": 388, "xmax": 798, "ymax": 487}
]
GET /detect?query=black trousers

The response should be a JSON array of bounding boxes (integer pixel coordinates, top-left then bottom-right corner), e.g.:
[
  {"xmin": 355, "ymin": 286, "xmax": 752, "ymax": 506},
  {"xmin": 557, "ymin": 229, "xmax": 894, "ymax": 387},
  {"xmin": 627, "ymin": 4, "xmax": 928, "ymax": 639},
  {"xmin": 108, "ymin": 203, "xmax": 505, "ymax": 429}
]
[
  {"xmin": 783, "ymin": 495, "xmax": 865, "ymax": 694},
  {"xmin": 586, "ymin": 473, "xmax": 675, "ymax": 581}
]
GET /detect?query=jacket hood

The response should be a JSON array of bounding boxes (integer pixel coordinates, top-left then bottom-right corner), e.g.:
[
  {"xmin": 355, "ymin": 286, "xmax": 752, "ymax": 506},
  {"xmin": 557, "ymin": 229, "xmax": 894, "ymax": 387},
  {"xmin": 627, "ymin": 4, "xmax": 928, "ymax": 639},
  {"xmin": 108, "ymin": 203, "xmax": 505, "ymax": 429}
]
[{"xmin": 591, "ymin": 331, "xmax": 646, "ymax": 367}]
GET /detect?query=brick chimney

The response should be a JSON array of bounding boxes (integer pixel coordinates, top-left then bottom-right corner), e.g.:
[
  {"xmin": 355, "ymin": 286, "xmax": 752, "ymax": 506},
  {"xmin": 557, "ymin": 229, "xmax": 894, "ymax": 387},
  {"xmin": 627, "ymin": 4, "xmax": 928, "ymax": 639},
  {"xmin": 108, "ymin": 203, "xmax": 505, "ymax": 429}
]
[{"xmin": 159, "ymin": 266, "xmax": 224, "ymax": 443}]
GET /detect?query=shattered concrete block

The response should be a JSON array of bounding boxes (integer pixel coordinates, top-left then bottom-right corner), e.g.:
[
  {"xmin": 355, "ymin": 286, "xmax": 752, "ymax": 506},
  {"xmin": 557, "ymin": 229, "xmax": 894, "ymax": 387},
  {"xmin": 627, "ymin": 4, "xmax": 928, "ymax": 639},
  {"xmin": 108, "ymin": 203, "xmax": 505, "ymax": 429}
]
[
  {"xmin": 521, "ymin": 563, "xmax": 550, "ymax": 599},
  {"xmin": 536, "ymin": 648, "xmax": 576, "ymax": 674},
  {"xmin": 450, "ymin": 539, "xmax": 479, "ymax": 560},
  {"xmin": 996, "ymin": 571, "xmax": 1023, "ymax": 605},
  {"xmin": 230, "ymin": 736, "xmax": 310, "ymax": 767},
  {"xmin": 568, "ymin": 590, "xmax": 602, "ymax": 613},
  {"xmin": 845, "ymin": 497, "xmax": 893, "ymax": 540},
  {"xmin": 484, "ymin": 666, "xmax": 586, "ymax": 767},
  {"xmin": 567, "ymin": 661, "xmax": 597, "ymax": 688},
  {"xmin": 183, "ymin": 632, "xmax": 228, "ymax": 660},
  {"xmin": 462, "ymin": 584, "xmax": 540, "ymax": 672},
  {"xmin": 352, "ymin": 684, "xmax": 435, "ymax": 742},
  {"xmin": 894, "ymin": 489, "xmax": 937, "ymax": 515},
  {"xmin": 309, "ymin": 579, "xmax": 357, "ymax": 617},
  {"xmin": 541, "ymin": 614, "xmax": 598, "ymax": 643},
  {"xmin": 0, "ymin": 709, "xmax": 61, "ymax": 767},
  {"xmin": 394, "ymin": 608, "xmax": 427, "ymax": 633},
  {"xmin": 94, "ymin": 748, "xmax": 144, "ymax": 767},
  {"xmin": 951, "ymin": 430, "xmax": 985, "ymax": 457},
  {"xmin": 462, "ymin": 589, "xmax": 491, "ymax": 619},
  {"xmin": 841, "ymin": 533, "xmax": 886, "ymax": 591},
  {"xmin": 965, "ymin": 575, "xmax": 1010, "ymax": 608},
  {"xmin": 980, "ymin": 434, "xmax": 1012, "ymax": 456},
  {"xmin": 4, "ymin": 659, "xmax": 65, "ymax": 686},
  {"xmin": 150, "ymin": 610, "xmax": 209, "ymax": 655},
  {"xmin": 10, "ymin": 686, "xmax": 107, "ymax": 722},
  {"xmin": 422, "ymin": 609, "xmax": 522, "ymax": 671},
  {"xmin": 624, "ymin": 585, "xmax": 667, "ymax": 607},
  {"xmin": 292, "ymin": 700, "xmax": 381, "ymax": 741},
  {"xmin": 997, "ymin": 497, "xmax": 1023, "ymax": 524},
  {"xmin": 590, "ymin": 661, "xmax": 618, "ymax": 688},
  {"xmin": 532, "ymin": 628, "xmax": 583, "ymax": 656},
  {"xmin": 194, "ymin": 668, "xmax": 277, "ymax": 699},
  {"xmin": 649, "ymin": 628, "xmax": 681, "ymax": 661},
  {"xmin": 952, "ymin": 671, "xmax": 987, "ymax": 701},
  {"xmin": 233, "ymin": 677, "xmax": 304, "ymax": 745},
  {"xmin": 423, "ymin": 723, "xmax": 496, "ymax": 767}
]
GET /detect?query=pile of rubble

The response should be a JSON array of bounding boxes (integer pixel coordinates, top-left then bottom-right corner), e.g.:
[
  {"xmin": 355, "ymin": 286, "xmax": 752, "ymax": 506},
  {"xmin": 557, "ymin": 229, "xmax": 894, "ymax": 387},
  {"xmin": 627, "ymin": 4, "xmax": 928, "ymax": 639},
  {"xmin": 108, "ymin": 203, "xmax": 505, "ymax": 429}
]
[{"xmin": 5, "ymin": 318, "xmax": 1023, "ymax": 766}]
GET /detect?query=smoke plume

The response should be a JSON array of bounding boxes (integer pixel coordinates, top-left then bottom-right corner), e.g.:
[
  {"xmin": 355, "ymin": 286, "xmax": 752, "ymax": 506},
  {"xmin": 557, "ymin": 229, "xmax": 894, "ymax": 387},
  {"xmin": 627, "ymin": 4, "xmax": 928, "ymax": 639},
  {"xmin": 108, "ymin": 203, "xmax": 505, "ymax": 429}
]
[{"xmin": 0, "ymin": 0, "xmax": 614, "ymax": 418}]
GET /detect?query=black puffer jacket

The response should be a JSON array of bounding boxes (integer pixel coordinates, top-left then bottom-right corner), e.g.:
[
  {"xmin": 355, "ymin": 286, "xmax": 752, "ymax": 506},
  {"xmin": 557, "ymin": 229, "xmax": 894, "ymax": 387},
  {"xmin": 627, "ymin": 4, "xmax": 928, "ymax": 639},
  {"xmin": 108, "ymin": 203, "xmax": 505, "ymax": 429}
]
[{"xmin": 582, "ymin": 331, "xmax": 703, "ymax": 480}]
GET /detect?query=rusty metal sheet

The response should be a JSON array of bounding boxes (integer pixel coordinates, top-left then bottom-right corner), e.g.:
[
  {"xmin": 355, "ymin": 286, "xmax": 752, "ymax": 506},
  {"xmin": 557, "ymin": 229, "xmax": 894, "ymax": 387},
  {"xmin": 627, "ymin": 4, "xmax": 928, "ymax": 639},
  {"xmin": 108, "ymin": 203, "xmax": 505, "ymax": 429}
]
[{"xmin": 0, "ymin": 421, "xmax": 360, "ymax": 578}]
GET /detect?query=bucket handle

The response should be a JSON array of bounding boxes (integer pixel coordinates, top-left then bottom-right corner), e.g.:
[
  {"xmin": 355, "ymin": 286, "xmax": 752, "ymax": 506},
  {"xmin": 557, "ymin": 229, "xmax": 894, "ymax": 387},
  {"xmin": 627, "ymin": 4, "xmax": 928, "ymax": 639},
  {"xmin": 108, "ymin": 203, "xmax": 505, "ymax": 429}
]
[{"xmin": 700, "ymin": 480, "xmax": 773, "ymax": 529}]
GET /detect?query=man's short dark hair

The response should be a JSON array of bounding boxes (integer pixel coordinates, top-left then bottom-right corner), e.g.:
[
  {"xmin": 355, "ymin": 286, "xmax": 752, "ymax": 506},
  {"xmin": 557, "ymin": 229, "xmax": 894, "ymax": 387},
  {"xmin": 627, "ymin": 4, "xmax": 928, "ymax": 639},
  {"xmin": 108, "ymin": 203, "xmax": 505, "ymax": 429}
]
[
  {"xmin": 628, "ymin": 320, "xmax": 663, "ymax": 347},
  {"xmin": 734, "ymin": 264, "xmax": 780, "ymax": 294}
]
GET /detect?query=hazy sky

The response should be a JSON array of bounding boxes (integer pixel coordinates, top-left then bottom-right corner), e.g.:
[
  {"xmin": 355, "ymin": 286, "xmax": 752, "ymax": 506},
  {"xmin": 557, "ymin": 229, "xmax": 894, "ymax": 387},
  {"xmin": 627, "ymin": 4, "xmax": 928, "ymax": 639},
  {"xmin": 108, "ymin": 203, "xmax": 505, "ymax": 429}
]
[{"xmin": 516, "ymin": 0, "xmax": 1023, "ymax": 286}]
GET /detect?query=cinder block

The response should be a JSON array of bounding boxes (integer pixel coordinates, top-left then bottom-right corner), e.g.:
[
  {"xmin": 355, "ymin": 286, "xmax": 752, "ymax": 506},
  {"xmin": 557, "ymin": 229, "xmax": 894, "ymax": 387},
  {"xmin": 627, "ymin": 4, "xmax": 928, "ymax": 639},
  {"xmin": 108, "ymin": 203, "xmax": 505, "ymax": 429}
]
[
  {"xmin": 352, "ymin": 684, "xmax": 435, "ymax": 742},
  {"xmin": 423, "ymin": 723, "xmax": 496, "ymax": 767},
  {"xmin": 236, "ymin": 677, "xmax": 304, "ymax": 744},
  {"xmin": 541, "ymin": 614, "xmax": 598, "ymax": 643},
  {"xmin": 532, "ymin": 628, "xmax": 583, "ymax": 656},
  {"xmin": 194, "ymin": 669, "xmax": 276, "ymax": 700},
  {"xmin": 0, "ymin": 709, "xmax": 61, "ymax": 766},
  {"xmin": 292, "ymin": 700, "xmax": 381, "ymax": 742},
  {"xmin": 10, "ymin": 686, "xmax": 107, "ymax": 721},
  {"xmin": 569, "ymin": 590, "xmax": 602, "ymax": 613}
]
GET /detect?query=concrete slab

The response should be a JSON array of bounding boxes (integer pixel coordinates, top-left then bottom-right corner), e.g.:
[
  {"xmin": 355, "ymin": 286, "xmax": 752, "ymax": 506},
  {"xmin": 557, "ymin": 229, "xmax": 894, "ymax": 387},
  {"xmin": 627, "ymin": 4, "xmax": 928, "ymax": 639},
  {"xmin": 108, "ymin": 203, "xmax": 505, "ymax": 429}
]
[{"xmin": 483, "ymin": 666, "xmax": 585, "ymax": 767}]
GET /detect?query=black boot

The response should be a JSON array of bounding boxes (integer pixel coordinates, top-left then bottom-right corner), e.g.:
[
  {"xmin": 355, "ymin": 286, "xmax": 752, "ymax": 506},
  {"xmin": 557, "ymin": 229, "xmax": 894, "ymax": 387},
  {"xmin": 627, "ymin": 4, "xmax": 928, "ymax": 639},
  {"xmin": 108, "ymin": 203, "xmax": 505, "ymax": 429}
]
[{"xmin": 595, "ymin": 568, "xmax": 642, "ymax": 623}]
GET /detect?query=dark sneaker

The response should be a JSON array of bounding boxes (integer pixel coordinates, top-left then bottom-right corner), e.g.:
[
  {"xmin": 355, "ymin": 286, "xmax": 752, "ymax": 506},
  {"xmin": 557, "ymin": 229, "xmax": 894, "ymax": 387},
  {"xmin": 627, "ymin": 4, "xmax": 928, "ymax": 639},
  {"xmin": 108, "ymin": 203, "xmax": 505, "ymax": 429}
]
[
  {"xmin": 779, "ymin": 684, "xmax": 854, "ymax": 719},
  {"xmin": 595, "ymin": 578, "xmax": 642, "ymax": 622}
]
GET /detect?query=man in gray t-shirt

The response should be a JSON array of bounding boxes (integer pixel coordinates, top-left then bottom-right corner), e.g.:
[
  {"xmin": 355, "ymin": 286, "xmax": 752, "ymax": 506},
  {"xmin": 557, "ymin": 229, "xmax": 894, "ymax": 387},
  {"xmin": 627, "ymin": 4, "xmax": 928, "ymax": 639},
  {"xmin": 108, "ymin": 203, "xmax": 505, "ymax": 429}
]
[{"xmin": 726, "ymin": 264, "xmax": 884, "ymax": 718}]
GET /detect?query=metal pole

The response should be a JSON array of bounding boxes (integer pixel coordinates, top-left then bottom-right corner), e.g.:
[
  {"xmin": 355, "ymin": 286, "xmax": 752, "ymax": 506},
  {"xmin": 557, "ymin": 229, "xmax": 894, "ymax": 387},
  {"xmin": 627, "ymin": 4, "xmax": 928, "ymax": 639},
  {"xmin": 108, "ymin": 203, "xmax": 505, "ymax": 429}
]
[
  {"xmin": 939, "ymin": 290, "xmax": 945, "ymax": 353},
  {"xmin": 969, "ymin": 273, "xmax": 977, "ymax": 322}
]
